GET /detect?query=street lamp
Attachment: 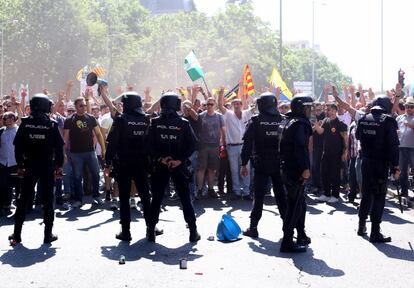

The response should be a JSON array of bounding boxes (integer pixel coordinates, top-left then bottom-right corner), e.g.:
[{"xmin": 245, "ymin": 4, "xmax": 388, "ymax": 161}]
[
  {"xmin": 380, "ymin": 0, "xmax": 384, "ymax": 93},
  {"xmin": 312, "ymin": 0, "xmax": 315, "ymax": 98},
  {"xmin": 311, "ymin": 1, "xmax": 326, "ymax": 98},
  {"xmin": 1, "ymin": 19, "xmax": 18, "ymax": 97},
  {"xmin": 279, "ymin": 0, "xmax": 283, "ymax": 77}
]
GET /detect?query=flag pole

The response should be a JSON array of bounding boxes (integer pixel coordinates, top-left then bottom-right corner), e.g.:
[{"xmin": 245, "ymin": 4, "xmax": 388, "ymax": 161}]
[{"xmin": 202, "ymin": 77, "xmax": 210, "ymax": 95}]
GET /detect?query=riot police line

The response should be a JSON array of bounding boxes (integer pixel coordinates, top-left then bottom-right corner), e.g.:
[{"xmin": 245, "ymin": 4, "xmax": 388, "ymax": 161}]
[{"xmin": 3, "ymin": 87, "xmax": 401, "ymax": 253}]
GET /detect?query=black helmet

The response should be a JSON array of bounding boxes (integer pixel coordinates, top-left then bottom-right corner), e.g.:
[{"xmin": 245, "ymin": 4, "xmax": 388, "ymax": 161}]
[
  {"xmin": 160, "ymin": 92, "xmax": 181, "ymax": 112},
  {"xmin": 257, "ymin": 92, "xmax": 278, "ymax": 115},
  {"xmin": 290, "ymin": 95, "xmax": 314, "ymax": 117},
  {"xmin": 120, "ymin": 92, "xmax": 144, "ymax": 115},
  {"xmin": 371, "ymin": 95, "xmax": 392, "ymax": 114},
  {"xmin": 30, "ymin": 93, "xmax": 52, "ymax": 118}
]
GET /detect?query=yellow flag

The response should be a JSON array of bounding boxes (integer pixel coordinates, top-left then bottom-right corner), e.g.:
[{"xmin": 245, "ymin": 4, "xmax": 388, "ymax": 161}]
[{"xmin": 268, "ymin": 67, "xmax": 293, "ymax": 100}]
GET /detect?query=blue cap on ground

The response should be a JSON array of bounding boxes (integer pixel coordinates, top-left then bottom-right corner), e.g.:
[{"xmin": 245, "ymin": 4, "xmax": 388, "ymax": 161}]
[{"xmin": 216, "ymin": 214, "xmax": 241, "ymax": 241}]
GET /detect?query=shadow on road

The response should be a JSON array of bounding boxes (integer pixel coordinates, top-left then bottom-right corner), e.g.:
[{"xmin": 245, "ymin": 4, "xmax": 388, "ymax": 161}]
[
  {"xmin": 326, "ymin": 201, "xmax": 358, "ymax": 216},
  {"xmin": 247, "ymin": 238, "xmax": 345, "ymax": 277},
  {"xmin": 55, "ymin": 206, "xmax": 104, "ymax": 222},
  {"xmin": 100, "ymin": 239, "xmax": 202, "ymax": 265},
  {"xmin": 76, "ymin": 209, "xmax": 145, "ymax": 232},
  {"xmin": 0, "ymin": 244, "xmax": 57, "ymax": 267},
  {"xmin": 382, "ymin": 207, "xmax": 414, "ymax": 225},
  {"xmin": 372, "ymin": 242, "xmax": 414, "ymax": 262}
]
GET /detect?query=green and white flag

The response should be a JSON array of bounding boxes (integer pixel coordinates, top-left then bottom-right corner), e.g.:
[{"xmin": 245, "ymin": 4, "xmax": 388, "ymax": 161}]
[{"xmin": 184, "ymin": 50, "xmax": 204, "ymax": 81}]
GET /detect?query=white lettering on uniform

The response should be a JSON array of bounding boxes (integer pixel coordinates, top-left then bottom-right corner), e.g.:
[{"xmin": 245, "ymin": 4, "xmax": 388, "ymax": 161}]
[
  {"xmin": 29, "ymin": 134, "xmax": 46, "ymax": 139},
  {"xmin": 260, "ymin": 122, "xmax": 279, "ymax": 126},
  {"xmin": 161, "ymin": 134, "xmax": 177, "ymax": 140},
  {"xmin": 133, "ymin": 131, "xmax": 144, "ymax": 136},
  {"xmin": 363, "ymin": 129, "xmax": 376, "ymax": 135},
  {"xmin": 26, "ymin": 124, "xmax": 49, "ymax": 129},
  {"xmin": 360, "ymin": 121, "xmax": 380, "ymax": 127}
]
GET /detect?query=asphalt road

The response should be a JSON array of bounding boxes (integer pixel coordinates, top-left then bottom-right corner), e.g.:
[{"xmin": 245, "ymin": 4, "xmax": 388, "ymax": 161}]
[{"xmin": 0, "ymin": 193, "xmax": 413, "ymax": 288}]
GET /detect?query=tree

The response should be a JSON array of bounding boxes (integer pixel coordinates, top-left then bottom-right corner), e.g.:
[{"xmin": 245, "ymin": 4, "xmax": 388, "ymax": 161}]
[{"xmin": 0, "ymin": 0, "xmax": 350, "ymax": 98}]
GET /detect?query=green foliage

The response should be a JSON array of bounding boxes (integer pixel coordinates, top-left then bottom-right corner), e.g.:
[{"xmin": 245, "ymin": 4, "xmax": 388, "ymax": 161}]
[{"xmin": 0, "ymin": 0, "xmax": 350, "ymax": 98}]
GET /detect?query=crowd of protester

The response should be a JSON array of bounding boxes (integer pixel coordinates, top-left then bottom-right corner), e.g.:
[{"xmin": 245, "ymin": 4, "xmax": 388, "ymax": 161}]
[{"xmin": 0, "ymin": 79, "xmax": 413, "ymax": 218}]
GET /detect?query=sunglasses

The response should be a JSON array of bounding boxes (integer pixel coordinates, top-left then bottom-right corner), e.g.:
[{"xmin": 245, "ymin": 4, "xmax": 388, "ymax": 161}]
[
  {"xmin": 2, "ymin": 116, "xmax": 15, "ymax": 120},
  {"xmin": 406, "ymin": 105, "xmax": 414, "ymax": 109},
  {"xmin": 207, "ymin": 103, "xmax": 214, "ymax": 106}
]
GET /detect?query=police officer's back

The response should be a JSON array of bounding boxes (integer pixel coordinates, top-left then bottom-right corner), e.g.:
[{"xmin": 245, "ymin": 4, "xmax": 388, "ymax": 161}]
[
  {"xmin": 9, "ymin": 93, "xmax": 64, "ymax": 244},
  {"xmin": 105, "ymin": 92, "xmax": 152, "ymax": 241},
  {"xmin": 356, "ymin": 96, "xmax": 400, "ymax": 243},
  {"xmin": 279, "ymin": 95, "xmax": 314, "ymax": 253},
  {"xmin": 241, "ymin": 93, "xmax": 287, "ymax": 238},
  {"xmin": 147, "ymin": 92, "xmax": 200, "ymax": 243}
]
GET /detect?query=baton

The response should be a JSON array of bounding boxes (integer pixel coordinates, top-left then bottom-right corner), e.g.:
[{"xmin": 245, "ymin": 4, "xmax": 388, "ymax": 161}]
[{"xmin": 391, "ymin": 176, "xmax": 403, "ymax": 214}]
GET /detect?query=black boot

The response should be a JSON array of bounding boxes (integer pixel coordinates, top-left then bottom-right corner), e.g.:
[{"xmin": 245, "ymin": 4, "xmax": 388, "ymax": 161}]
[
  {"xmin": 9, "ymin": 224, "xmax": 23, "ymax": 243},
  {"xmin": 189, "ymin": 226, "xmax": 201, "ymax": 243},
  {"xmin": 44, "ymin": 233, "xmax": 58, "ymax": 244},
  {"xmin": 155, "ymin": 227, "xmax": 164, "ymax": 236},
  {"xmin": 116, "ymin": 227, "xmax": 132, "ymax": 241},
  {"xmin": 243, "ymin": 227, "xmax": 259, "ymax": 238},
  {"xmin": 369, "ymin": 224, "xmax": 391, "ymax": 243},
  {"xmin": 357, "ymin": 222, "xmax": 367, "ymax": 236},
  {"xmin": 280, "ymin": 234, "xmax": 306, "ymax": 253},
  {"xmin": 296, "ymin": 231, "xmax": 311, "ymax": 246},
  {"xmin": 44, "ymin": 226, "xmax": 58, "ymax": 244},
  {"xmin": 8, "ymin": 233, "xmax": 22, "ymax": 244},
  {"xmin": 146, "ymin": 226, "xmax": 156, "ymax": 242}
]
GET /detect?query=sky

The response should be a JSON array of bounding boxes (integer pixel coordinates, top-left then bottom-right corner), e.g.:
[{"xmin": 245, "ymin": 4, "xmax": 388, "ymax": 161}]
[{"xmin": 194, "ymin": 0, "xmax": 414, "ymax": 92}]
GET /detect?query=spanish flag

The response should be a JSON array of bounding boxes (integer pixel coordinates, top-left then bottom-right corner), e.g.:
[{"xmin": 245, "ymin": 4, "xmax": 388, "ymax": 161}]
[
  {"xmin": 76, "ymin": 64, "xmax": 106, "ymax": 81},
  {"xmin": 268, "ymin": 67, "xmax": 292, "ymax": 101},
  {"xmin": 242, "ymin": 64, "xmax": 255, "ymax": 98}
]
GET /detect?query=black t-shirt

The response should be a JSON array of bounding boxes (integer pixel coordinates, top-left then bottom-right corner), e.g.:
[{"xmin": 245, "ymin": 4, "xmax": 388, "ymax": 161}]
[
  {"xmin": 64, "ymin": 113, "xmax": 98, "ymax": 153},
  {"xmin": 312, "ymin": 112, "xmax": 325, "ymax": 150},
  {"xmin": 321, "ymin": 117, "xmax": 347, "ymax": 155}
]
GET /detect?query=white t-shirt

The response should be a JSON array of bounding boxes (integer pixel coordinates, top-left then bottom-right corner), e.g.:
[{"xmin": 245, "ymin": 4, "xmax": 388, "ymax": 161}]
[
  {"xmin": 338, "ymin": 111, "xmax": 352, "ymax": 127},
  {"xmin": 222, "ymin": 109, "xmax": 253, "ymax": 144},
  {"xmin": 354, "ymin": 110, "xmax": 366, "ymax": 122},
  {"xmin": 100, "ymin": 113, "xmax": 114, "ymax": 131}
]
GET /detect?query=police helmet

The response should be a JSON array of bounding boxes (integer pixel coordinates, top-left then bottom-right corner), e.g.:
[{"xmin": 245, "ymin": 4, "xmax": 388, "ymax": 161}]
[
  {"xmin": 257, "ymin": 92, "xmax": 278, "ymax": 115},
  {"xmin": 371, "ymin": 95, "xmax": 392, "ymax": 114},
  {"xmin": 120, "ymin": 91, "xmax": 144, "ymax": 114},
  {"xmin": 160, "ymin": 92, "xmax": 181, "ymax": 112},
  {"xmin": 290, "ymin": 95, "xmax": 314, "ymax": 116},
  {"xmin": 30, "ymin": 93, "xmax": 52, "ymax": 117}
]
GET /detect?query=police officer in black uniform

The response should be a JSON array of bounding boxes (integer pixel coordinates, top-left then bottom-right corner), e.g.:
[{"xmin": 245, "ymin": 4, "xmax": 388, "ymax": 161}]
[
  {"xmin": 240, "ymin": 92, "xmax": 287, "ymax": 238},
  {"xmin": 356, "ymin": 96, "xmax": 400, "ymax": 243},
  {"xmin": 105, "ymin": 92, "xmax": 162, "ymax": 241},
  {"xmin": 279, "ymin": 95, "xmax": 314, "ymax": 253},
  {"xmin": 147, "ymin": 92, "xmax": 200, "ymax": 243},
  {"xmin": 8, "ymin": 93, "xmax": 64, "ymax": 244}
]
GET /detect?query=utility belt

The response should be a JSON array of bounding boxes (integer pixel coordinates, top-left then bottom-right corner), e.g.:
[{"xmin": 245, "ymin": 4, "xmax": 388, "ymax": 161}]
[{"xmin": 251, "ymin": 152, "xmax": 280, "ymax": 171}]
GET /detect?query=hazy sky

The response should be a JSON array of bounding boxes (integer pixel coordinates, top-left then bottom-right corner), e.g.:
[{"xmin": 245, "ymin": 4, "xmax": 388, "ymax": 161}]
[{"xmin": 195, "ymin": 0, "xmax": 414, "ymax": 92}]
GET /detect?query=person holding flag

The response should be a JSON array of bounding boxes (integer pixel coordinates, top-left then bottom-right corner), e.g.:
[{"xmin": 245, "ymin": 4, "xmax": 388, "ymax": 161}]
[{"xmin": 218, "ymin": 80, "xmax": 255, "ymax": 200}]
